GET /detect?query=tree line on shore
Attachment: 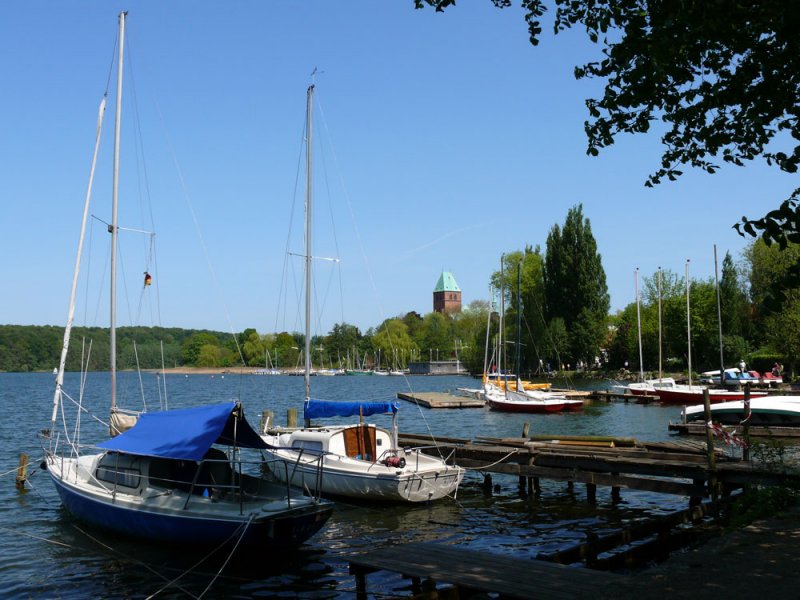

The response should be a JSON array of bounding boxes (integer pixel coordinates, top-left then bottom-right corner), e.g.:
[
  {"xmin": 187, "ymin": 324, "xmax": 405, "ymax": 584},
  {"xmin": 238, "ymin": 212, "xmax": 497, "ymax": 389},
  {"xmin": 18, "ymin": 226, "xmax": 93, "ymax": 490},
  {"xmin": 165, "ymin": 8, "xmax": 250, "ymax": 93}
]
[{"xmin": 3, "ymin": 204, "xmax": 795, "ymax": 379}]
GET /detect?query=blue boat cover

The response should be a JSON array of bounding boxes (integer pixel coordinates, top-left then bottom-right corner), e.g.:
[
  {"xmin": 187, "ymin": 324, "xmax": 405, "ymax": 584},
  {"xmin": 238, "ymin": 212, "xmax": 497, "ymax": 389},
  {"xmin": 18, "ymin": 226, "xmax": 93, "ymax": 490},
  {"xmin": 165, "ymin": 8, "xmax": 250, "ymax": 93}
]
[
  {"xmin": 304, "ymin": 398, "xmax": 398, "ymax": 420},
  {"xmin": 97, "ymin": 401, "xmax": 268, "ymax": 461}
]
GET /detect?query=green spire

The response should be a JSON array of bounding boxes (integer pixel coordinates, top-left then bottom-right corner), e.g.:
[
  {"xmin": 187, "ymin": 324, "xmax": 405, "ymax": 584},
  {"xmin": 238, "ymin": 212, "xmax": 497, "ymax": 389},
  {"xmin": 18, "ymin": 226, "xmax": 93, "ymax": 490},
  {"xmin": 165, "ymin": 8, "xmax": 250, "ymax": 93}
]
[{"xmin": 433, "ymin": 271, "xmax": 460, "ymax": 293}]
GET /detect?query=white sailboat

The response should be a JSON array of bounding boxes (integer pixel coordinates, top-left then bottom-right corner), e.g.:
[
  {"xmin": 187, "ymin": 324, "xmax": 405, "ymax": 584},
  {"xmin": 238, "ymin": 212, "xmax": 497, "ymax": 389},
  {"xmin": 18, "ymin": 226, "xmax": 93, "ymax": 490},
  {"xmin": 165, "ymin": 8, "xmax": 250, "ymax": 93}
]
[
  {"xmin": 42, "ymin": 13, "xmax": 332, "ymax": 549},
  {"xmin": 483, "ymin": 261, "xmax": 582, "ymax": 413},
  {"xmin": 261, "ymin": 84, "xmax": 463, "ymax": 502}
]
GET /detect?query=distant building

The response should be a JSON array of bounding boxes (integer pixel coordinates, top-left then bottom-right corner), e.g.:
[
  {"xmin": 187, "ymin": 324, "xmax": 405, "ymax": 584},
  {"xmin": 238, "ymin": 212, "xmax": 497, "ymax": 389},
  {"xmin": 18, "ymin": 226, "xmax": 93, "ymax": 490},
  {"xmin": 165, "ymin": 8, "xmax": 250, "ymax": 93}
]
[{"xmin": 433, "ymin": 271, "xmax": 461, "ymax": 314}]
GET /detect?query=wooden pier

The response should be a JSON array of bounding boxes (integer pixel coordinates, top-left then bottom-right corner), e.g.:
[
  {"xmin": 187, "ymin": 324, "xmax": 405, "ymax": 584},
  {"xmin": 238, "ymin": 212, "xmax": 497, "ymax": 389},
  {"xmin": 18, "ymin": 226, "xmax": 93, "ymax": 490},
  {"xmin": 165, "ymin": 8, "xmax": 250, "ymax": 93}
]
[
  {"xmin": 398, "ymin": 431, "xmax": 800, "ymax": 504},
  {"xmin": 349, "ymin": 541, "xmax": 621, "ymax": 600},
  {"xmin": 591, "ymin": 389, "xmax": 661, "ymax": 403},
  {"xmin": 396, "ymin": 391, "xmax": 485, "ymax": 408}
]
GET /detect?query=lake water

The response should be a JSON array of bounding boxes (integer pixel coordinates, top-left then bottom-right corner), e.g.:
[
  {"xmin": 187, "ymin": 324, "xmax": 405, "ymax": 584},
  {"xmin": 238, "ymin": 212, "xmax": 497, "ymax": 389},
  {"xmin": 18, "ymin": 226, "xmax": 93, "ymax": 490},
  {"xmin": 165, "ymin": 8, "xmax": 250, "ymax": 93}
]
[{"xmin": 0, "ymin": 371, "xmax": 690, "ymax": 598}]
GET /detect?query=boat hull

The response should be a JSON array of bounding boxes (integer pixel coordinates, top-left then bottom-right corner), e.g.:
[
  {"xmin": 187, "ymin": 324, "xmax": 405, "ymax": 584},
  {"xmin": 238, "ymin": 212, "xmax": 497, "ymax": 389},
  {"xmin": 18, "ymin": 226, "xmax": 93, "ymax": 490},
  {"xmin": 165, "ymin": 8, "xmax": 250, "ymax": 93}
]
[
  {"xmin": 655, "ymin": 388, "xmax": 767, "ymax": 405},
  {"xmin": 486, "ymin": 397, "xmax": 583, "ymax": 413},
  {"xmin": 265, "ymin": 450, "xmax": 463, "ymax": 503},
  {"xmin": 685, "ymin": 397, "xmax": 800, "ymax": 427},
  {"xmin": 48, "ymin": 458, "xmax": 331, "ymax": 549}
]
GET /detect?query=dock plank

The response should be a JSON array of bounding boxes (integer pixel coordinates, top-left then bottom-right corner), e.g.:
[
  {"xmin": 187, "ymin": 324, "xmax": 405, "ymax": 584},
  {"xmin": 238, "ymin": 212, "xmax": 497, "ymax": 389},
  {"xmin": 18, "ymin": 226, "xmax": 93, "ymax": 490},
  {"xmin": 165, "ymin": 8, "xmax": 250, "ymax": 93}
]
[
  {"xmin": 396, "ymin": 391, "xmax": 486, "ymax": 408},
  {"xmin": 349, "ymin": 541, "xmax": 621, "ymax": 599}
]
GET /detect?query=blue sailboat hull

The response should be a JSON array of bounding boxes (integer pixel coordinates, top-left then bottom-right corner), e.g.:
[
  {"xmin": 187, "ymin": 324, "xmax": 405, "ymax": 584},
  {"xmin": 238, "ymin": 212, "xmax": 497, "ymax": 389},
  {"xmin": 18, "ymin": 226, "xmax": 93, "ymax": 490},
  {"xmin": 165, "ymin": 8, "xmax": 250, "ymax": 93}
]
[{"xmin": 51, "ymin": 474, "xmax": 332, "ymax": 549}]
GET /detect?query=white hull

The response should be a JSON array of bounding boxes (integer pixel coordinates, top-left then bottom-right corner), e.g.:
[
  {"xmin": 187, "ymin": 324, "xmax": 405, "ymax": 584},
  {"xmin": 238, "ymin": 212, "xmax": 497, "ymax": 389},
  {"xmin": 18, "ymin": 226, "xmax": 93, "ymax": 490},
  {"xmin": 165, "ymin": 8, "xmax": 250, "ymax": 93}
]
[
  {"xmin": 263, "ymin": 426, "xmax": 463, "ymax": 503},
  {"xmin": 684, "ymin": 396, "xmax": 800, "ymax": 427}
]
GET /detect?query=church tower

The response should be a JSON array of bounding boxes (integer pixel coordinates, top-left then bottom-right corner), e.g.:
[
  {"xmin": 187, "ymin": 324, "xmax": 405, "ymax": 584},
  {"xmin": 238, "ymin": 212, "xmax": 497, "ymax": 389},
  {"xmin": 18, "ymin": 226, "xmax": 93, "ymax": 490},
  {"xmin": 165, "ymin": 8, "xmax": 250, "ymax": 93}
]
[{"xmin": 433, "ymin": 271, "xmax": 462, "ymax": 314}]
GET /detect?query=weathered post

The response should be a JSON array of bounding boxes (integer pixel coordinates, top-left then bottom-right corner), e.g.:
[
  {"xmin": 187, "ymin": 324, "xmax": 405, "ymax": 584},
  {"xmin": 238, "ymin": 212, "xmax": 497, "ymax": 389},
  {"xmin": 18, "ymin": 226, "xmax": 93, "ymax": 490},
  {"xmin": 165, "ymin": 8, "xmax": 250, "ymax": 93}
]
[
  {"xmin": 586, "ymin": 482, "xmax": 597, "ymax": 504},
  {"xmin": 702, "ymin": 387, "xmax": 717, "ymax": 502},
  {"xmin": 743, "ymin": 384, "xmax": 751, "ymax": 461},
  {"xmin": 287, "ymin": 408, "xmax": 298, "ymax": 428},
  {"xmin": 482, "ymin": 473, "xmax": 493, "ymax": 495},
  {"xmin": 15, "ymin": 453, "xmax": 29, "ymax": 490},
  {"xmin": 520, "ymin": 422, "xmax": 530, "ymax": 491}
]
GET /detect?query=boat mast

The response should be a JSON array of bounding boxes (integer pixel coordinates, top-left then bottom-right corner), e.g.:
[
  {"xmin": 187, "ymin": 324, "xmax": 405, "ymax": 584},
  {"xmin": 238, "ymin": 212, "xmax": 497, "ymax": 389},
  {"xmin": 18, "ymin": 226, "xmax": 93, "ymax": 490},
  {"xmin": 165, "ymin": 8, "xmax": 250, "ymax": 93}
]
[
  {"xmin": 685, "ymin": 259, "xmax": 692, "ymax": 388},
  {"xmin": 481, "ymin": 284, "xmax": 493, "ymax": 385},
  {"xmin": 50, "ymin": 97, "xmax": 108, "ymax": 432},
  {"xmin": 714, "ymin": 244, "xmax": 725, "ymax": 380},
  {"xmin": 304, "ymin": 83, "xmax": 314, "ymax": 426},
  {"xmin": 635, "ymin": 268, "xmax": 644, "ymax": 382},
  {"xmin": 658, "ymin": 267, "xmax": 663, "ymax": 383},
  {"xmin": 515, "ymin": 262, "xmax": 522, "ymax": 388},
  {"xmin": 110, "ymin": 11, "xmax": 126, "ymax": 410}
]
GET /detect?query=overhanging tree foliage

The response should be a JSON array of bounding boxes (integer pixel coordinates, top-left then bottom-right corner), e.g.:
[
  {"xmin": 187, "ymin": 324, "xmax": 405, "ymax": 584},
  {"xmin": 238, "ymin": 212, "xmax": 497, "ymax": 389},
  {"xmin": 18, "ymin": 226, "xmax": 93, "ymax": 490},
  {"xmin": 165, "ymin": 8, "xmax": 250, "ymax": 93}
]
[{"xmin": 415, "ymin": 1, "xmax": 800, "ymax": 303}]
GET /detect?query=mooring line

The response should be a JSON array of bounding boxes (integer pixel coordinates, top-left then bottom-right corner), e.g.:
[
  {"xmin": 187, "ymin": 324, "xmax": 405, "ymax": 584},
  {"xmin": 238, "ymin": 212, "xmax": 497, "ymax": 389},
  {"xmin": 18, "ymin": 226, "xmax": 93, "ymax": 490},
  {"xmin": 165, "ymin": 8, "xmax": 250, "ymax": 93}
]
[
  {"xmin": 0, "ymin": 525, "xmax": 72, "ymax": 548},
  {"xmin": 73, "ymin": 524, "xmax": 199, "ymax": 599}
]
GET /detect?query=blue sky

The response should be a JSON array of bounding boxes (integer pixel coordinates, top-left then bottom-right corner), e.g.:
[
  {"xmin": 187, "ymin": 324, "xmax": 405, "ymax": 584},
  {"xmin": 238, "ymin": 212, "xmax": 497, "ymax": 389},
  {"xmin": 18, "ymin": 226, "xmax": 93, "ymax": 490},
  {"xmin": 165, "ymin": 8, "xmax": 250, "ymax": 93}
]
[{"xmin": 1, "ymin": 2, "xmax": 794, "ymax": 338}]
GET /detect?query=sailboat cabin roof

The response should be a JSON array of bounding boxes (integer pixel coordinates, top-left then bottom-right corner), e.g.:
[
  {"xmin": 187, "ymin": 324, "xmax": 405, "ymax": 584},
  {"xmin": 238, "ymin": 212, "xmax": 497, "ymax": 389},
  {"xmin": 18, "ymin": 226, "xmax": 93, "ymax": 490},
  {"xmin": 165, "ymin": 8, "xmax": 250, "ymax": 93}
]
[{"xmin": 433, "ymin": 272, "xmax": 460, "ymax": 293}]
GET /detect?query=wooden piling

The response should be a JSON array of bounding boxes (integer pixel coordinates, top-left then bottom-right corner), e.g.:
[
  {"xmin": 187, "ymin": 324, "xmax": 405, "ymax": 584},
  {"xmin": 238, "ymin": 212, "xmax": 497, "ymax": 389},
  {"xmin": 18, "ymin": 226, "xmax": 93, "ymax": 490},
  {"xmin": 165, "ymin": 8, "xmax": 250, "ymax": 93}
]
[
  {"xmin": 743, "ymin": 385, "xmax": 751, "ymax": 461},
  {"xmin": 586, "ymin": 482, "xmax": 597, "ymax": 503},
  {"xmin": 482, "ymin": 473, "xmax": 493, "ymax": 495},
  {"xmin": 15, "ymin": 453, "xmax": 28, "ymax": 490},
  {"xmin": 702, "ymin": 388, "xmax": 718, "ymax": 502},
  {"xmin": 287, "ymin": 408, "xmax": 297, "ymax": 428}
]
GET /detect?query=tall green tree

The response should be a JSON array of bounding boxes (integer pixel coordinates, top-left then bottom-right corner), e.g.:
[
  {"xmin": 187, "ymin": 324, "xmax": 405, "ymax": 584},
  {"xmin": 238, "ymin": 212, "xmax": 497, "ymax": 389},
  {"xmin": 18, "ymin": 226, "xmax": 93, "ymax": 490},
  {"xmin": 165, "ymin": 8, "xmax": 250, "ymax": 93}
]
[
  {"xmin": 418, "ymin": 312, "xmax": 452, "ymax": 361},
  {"xmin": 543, "ymin": 204, "xmax": 609, "ymax": 364},
  {"xmin": 746, "ymin": 239, "xmax": 800, "ymax": 377},
  {"xmin": 371, "ymin": 319, "xmax": 417, "ymax": 369}
]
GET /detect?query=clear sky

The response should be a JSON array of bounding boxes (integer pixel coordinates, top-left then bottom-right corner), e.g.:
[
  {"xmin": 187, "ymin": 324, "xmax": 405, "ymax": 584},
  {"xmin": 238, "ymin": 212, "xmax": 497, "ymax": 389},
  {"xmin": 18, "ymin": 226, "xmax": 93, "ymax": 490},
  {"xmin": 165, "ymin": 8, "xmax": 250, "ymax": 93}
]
[{"xmin": 1, "ymin": 2, "xmax": 794, "ymax": 339}]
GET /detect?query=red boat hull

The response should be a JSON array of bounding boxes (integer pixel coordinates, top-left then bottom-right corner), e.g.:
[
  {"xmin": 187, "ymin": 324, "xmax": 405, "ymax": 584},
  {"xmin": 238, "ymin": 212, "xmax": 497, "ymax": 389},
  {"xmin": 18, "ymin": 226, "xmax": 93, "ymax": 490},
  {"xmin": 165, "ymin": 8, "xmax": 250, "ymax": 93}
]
[{"xmin": 655, "ymin": 388, "xmax": 767, "ymax": 405}]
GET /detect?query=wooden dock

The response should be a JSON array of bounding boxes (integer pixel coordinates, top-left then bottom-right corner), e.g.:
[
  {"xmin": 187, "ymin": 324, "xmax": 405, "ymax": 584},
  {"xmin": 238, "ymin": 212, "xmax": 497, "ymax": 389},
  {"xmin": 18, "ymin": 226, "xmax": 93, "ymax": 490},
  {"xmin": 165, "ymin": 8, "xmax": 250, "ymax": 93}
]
[
  {"xmin": 396, "ymin": 391, "xmax": 485, "ymax": 408},
  {"xmin": 398, "ymin": 431, "xmax": 800, "ymax": 504},
  {"xmin": 349, "ymin": 541, "xmax": 621, "ymax": 600},
  {"xmin": 591, "ymin": 389, "xmax": 661, "ymax": 403}
]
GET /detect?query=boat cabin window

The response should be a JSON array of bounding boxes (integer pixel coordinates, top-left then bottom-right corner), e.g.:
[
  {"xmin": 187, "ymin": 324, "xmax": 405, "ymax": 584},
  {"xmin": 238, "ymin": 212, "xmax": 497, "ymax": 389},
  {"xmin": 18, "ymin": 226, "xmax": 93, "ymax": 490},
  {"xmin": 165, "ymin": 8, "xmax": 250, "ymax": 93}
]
[
  {"xmin": 96, "ymin": 465, "xmax": 141, "ymax": 489},
  {"xmin": 291, "ymin": 440, "xmax": 324, "ymax": 454}
]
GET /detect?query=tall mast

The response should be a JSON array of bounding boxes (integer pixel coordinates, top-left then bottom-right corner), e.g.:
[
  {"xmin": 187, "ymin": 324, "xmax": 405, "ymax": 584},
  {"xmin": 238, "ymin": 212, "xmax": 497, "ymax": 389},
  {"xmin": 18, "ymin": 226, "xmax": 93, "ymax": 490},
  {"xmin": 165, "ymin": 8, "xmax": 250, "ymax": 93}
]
[
  {"xmin": 686, "ymin": 259, "xmax": 692, "ymax": 388},
  {"xmin": 110, "ymin": 11, "xmax": 126, "ymax": 410},
  {"xmin": 515, "ymin": 262, "xmax": 522, "ymax": 387},
  {"xmin": 50, "ymin": 97, "xmax": 107, "ymax": 431},
  {"xmin": 635, "ymin": 268, "xmax": 644, "ymax": 382},
  {"xmin": 304, "ymin": 84, "xmax": 314, "ymax": 419},
  {"xmin": 657, "ymin": 267, "xmax": 663, "ymax": 383},
  {"xmin": 714, "ymin": 244, "xmax": 725, "ymax": 379}
]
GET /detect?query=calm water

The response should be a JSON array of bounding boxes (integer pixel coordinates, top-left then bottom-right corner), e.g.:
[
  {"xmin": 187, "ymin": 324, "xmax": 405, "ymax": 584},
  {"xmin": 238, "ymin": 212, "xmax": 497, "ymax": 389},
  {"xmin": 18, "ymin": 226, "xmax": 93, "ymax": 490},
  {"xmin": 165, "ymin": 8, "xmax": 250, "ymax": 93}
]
[{"xmin": 0, "ymin": 371, "xmax": 688, "ymax": 598}]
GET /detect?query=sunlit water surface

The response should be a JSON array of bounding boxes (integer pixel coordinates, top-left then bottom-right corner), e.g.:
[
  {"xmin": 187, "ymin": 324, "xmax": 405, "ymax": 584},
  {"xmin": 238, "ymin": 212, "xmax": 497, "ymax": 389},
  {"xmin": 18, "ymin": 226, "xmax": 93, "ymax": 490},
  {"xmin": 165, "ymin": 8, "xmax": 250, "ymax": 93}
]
[{"xmin": 0, "ymin": 372, "xmax": 691, "ymax": 598}]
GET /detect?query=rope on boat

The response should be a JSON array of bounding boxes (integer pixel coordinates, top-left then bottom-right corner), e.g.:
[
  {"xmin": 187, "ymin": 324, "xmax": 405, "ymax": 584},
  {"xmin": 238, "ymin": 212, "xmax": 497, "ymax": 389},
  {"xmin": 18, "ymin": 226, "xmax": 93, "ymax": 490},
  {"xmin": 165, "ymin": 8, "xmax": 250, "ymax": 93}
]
[
  {"xmin": 0, "ymin": 525, "xmax": 72, "ymax": 548},
  {"xmin": 196, "ymin": 514, "xmax": 254, "ymax": 599},
  {"xmin": 461, "ymin": 449, "xmax": 523, "ymax": 471},
  {"xmin": 0, "ymin": 465, "xmax": 23, "ymax": 478},
  {"xmin": 73, "ymin": 524, "xmax": 200, "ymax": 599},
  {"xmin": 143, "ymin": 513, "xmax": 255, "ymax": 600}
]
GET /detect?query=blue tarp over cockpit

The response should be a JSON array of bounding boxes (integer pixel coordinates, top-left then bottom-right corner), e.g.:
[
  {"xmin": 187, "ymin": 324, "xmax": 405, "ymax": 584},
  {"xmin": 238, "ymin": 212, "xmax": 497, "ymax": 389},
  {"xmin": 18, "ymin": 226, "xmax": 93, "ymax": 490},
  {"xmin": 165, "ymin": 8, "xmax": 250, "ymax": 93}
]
[
  {"xmin": 303, "ymin": 398, "xmax": 398, "ymax": 420},
  {"xmin": 97, "ymin": 401, "xmax": 268, "ymax": 461}
]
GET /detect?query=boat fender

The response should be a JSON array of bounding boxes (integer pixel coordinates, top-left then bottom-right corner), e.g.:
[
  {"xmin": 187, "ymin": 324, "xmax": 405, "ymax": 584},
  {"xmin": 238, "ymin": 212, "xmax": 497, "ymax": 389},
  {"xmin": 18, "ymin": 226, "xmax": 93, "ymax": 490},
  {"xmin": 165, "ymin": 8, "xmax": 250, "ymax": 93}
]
[{"xmin": 384, "ymin": 456, "xmax": 406, "ymax": 468}]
